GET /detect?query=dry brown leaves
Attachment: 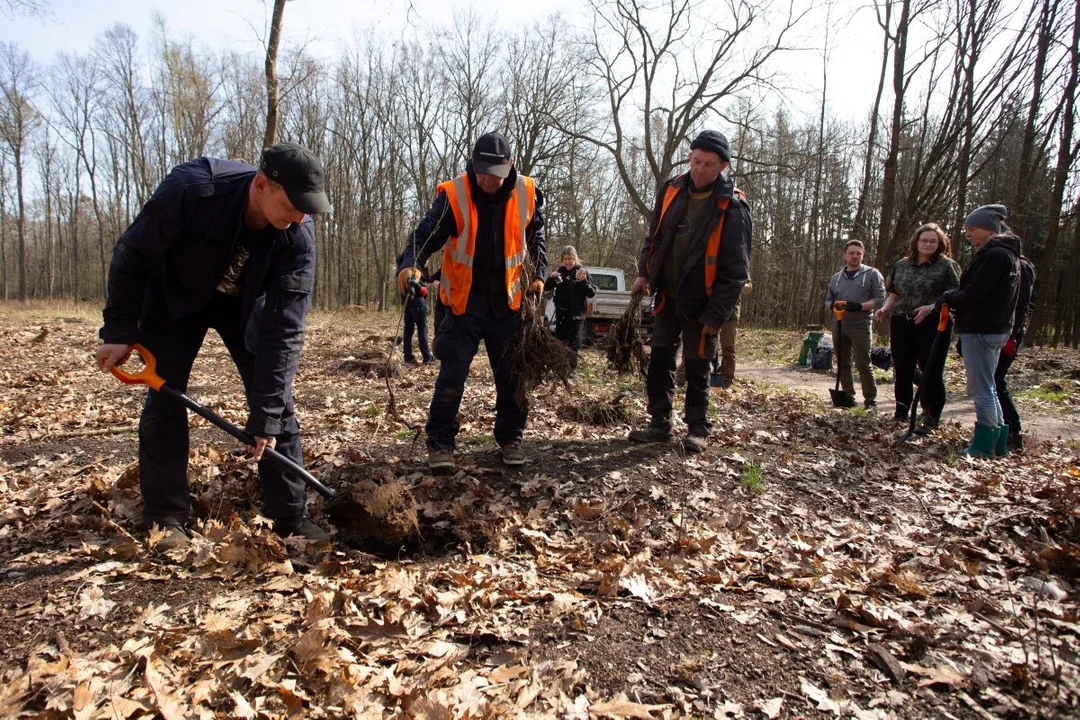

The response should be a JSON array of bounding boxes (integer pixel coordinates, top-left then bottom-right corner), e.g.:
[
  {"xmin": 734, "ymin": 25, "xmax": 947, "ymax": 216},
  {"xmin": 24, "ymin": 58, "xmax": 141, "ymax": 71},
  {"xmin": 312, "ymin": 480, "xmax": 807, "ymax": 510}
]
[{"xmin": 0, "ymin": 307, "xmax": 1077, "ymax": 718}]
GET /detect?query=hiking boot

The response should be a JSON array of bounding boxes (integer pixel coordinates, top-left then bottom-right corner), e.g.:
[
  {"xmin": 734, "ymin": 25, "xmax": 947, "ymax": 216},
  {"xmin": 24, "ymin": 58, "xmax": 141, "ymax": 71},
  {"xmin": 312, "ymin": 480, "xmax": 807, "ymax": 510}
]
[
  {"xmin": 683, "ymin": 434, "xmax": 708, "ymax": 453},
  {"xmin": 863, "ymin": 400, "xmax": 877, "ymax": 411},
  {"xmin": 628, "ymin": 426, "xmax": 672, "ymax": 443},
  {"xmin": 274, "ymin": 515, "xmax": 330, "ymax": 541},
  {"xmin": 428, "ymin": 447, "xmax": 454, "ymax": 470},
  {"xmin": 150, "ymin": 524, "xmax": 190, "ymax": 553},
  {"xmin": 501, "ymin": 441, "xmax": 526, "ymax": 466}
]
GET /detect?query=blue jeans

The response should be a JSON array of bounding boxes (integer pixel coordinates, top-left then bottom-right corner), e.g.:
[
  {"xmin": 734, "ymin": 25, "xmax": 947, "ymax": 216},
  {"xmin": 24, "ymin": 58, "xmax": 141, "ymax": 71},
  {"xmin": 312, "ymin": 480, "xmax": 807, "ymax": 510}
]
[{"xmin": 959, "ymin": 332, "xmax": 1009, "ymax": 427}]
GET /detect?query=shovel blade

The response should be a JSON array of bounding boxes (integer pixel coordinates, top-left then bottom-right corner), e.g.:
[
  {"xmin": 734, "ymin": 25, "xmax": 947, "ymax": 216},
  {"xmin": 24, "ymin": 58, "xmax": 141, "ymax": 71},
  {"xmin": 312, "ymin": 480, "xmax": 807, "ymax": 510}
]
[{"xmin": 830, "ymin": 389, "xmax": 856, "ymax": 408}]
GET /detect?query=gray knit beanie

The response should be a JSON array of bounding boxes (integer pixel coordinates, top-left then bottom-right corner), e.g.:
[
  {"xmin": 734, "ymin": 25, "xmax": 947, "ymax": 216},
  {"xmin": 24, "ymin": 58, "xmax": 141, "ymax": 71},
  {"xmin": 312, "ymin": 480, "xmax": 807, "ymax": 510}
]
[{"xmin": 964, "ymin": 204, "xmax": 1007, "ymax": 233}]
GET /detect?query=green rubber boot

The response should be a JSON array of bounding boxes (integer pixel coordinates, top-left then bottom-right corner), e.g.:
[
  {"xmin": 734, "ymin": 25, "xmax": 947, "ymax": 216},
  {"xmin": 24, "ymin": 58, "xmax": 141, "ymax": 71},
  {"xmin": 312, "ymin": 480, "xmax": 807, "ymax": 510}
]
[
  {"xmin": 957, "ymin": 423, "xmax": 997, "ymax": 458},
  {"xmin": 995, "ymin": 424, "xmax": 1009, "ymax": 457}
]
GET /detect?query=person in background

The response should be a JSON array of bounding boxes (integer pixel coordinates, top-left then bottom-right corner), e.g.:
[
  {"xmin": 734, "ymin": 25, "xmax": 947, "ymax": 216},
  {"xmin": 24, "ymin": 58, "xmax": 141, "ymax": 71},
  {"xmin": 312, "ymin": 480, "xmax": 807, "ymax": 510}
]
[
  {"xmin": 712, "ymin": 275, "xmax": 752, "ymax": 388},
  {"xmin": 874, "ymin": 223, "xmax": 960, "ymax": 432},
  {"xmin": 545, "ymin": 245, "xmax": 597, "ymax": 367},
  {"xmin": 914, "ymin": 203, "xmax": 1020, "ymax": 457},
  {"xmin": 95, "ymin": 142, "xmax": 333, "ymax": 550},
  {"xmin": 398, "ymin": 255, "xmax": 434, "ymax": 364},
  {"xmin": 824, "ymin": 240, "xmax": 886, "ymax": 410},
  {"xmin": 397, "ymin": 132, "xmax": 547, "ymax": 469},
  {"xmin": 627, "ymin": 129, "xmax": 752, "ymax": 453},
  {"xmin": 995, "ymin": 252, "xmax": 1035, "ymax": 450}
]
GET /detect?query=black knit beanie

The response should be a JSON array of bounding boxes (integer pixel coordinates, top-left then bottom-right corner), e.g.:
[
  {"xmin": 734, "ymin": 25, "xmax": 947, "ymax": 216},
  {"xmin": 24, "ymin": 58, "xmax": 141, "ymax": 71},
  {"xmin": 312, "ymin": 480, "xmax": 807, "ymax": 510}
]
[{"xmin": 689, "ymin": 130, "xmax": 731, "ymax": 162}]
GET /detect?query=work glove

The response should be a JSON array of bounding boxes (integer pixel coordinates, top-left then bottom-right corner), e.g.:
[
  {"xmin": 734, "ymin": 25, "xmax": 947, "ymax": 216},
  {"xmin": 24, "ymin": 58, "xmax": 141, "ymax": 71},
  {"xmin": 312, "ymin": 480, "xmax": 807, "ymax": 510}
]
[
  {"xmin": 526, "ymin": 278, "xmax": 546, "ymax": 299},
  {"xmin": 843, "ymin": 301, "xmax": 863, "ymax": 312},
  {"xmin": 397, "ymin": 267, "xmax": 421, "ymax": 295},
  {"xmin": 1002, "ymin": 336, "xmax": 1017, "ymax": 359}
]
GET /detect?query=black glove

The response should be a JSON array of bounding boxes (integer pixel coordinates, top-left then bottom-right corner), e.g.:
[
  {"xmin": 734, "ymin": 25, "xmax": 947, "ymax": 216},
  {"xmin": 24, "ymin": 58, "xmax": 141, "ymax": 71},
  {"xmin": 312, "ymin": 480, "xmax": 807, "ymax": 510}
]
[
  {"xmin": 956, "ymin": 337, "xmax": 963, "ymax": 358},
  {"xmin": 843, "ymin": 301, "xmax": 862, "ymax": 312}
]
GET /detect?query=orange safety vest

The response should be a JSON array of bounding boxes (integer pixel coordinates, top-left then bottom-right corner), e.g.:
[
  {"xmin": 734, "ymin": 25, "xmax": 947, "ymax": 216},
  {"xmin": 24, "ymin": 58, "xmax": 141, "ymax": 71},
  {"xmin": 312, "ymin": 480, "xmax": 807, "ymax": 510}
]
[
  {"xmin": 437, "ymin": 173, "xmax": 537, "ymax": 315},
  {"xmin": 646, "ymin": 176, "xmax": 731, "ymax": 319}
]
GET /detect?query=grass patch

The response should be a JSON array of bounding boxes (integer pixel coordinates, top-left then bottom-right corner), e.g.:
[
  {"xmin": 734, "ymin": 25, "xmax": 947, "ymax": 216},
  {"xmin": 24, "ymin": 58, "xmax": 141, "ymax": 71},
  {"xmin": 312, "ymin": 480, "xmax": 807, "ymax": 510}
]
[
  {"xmin": 1023, "ymin": 386, "xmax": 1072, "ymax": 403},
  {"xmin": 393, "ymin": 428, "xmax": 410, "ymax": 439},
  {"xmin": 463, "ymin": 434, "xmax": 494, "ymax": 446},
  {"xmin": 364, "ymin": 403, "xmax": 381, "ymax": 418},
  {"xmin": 741, "ymin": 461, "xmax": 764, "ymax": 495}
]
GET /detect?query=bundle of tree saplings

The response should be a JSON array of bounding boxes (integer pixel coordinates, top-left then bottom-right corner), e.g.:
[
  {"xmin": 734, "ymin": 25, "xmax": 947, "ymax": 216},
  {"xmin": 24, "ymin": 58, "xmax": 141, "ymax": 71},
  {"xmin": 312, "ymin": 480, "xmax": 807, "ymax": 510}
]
[
  {"xmin": 605, "ymin": 291, "xmax": 649, "ymax": 377},
  {"xmin": 509, "ymin": 293, "xmax": 575, "ymax": 410}
]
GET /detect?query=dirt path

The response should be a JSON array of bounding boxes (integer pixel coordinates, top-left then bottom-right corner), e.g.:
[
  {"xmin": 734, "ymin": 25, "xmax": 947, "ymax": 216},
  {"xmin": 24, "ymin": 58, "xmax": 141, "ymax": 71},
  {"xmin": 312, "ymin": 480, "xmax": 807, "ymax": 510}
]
[{"xmin": 736, "ymin": 358, "xmax": 1080, "ymax": 445}]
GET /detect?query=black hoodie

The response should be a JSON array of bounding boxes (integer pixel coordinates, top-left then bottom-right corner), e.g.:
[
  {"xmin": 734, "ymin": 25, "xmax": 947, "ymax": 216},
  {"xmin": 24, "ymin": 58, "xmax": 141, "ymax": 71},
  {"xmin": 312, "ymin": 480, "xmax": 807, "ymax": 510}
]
[{"xmin": 937, "ymin": 234, "xmax": 1020, "ymax": 334}]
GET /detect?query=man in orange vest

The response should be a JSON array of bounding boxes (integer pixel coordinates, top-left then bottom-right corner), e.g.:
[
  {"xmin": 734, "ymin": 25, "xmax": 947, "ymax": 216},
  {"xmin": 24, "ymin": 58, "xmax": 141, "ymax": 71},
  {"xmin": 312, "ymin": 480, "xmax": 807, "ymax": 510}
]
[
  {"xmin": 628, "ymin": 130, "xmax": 752, "ymax": 453},
  {"xmin": 397, "ymin": 132, "xmax": 547, "ymax": 470}
]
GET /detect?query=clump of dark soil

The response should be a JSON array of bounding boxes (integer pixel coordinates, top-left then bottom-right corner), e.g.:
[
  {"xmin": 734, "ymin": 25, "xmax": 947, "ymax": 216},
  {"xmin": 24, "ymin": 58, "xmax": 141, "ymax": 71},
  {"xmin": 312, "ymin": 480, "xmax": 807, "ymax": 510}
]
[
  {"xmin": 559, "ymin": 391, "xmax": 635, "ymax": 426},
  {"xmin": 324, "ymin": 470, "xmax": 420, "ymax": 543},
  {"xmin": 338, "ymin": 348, "xmax": 397, "ymax": 377}
]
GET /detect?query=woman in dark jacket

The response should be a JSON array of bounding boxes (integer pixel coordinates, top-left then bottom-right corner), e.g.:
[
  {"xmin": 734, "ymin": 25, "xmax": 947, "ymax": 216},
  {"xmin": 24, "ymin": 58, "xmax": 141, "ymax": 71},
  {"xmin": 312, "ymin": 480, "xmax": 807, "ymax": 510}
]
[
  {"xmin": 915, "ymin": 204, "xmax": 1020, "ymax": 457},
  {"xmin": 875, "ymin": 223, "xmax": 960, "ymax": 431},
  {"xmin": 545, "ymin": 245, "xmax": 597, "ymax": 362}
]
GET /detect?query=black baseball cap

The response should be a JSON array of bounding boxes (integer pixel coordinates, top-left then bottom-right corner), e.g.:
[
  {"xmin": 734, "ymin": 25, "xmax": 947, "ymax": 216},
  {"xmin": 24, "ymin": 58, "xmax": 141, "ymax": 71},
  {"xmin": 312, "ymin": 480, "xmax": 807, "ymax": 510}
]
[
  {"xmin": 259, "ymin": 142, "xmax": 332, "ymax": 214},
  {"xmin": 472, "ymin": 132, "xmax": 513, "ymax": 178}
]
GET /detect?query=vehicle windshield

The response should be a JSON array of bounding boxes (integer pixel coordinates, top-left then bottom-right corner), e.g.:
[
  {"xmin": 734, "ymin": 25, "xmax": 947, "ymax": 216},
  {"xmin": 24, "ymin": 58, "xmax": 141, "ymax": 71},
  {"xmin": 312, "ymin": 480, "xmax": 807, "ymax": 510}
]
[{"xmin": 592, "ymin": 274, "xmax": 619, "ymax": 291}]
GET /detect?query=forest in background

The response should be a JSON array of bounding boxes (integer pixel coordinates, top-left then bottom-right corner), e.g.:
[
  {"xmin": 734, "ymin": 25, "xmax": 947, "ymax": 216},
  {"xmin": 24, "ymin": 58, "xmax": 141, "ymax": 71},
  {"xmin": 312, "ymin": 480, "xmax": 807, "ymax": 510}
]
[{"xmin": 0, "ymin": 0, "xmax": 1078, "ymax": 345}]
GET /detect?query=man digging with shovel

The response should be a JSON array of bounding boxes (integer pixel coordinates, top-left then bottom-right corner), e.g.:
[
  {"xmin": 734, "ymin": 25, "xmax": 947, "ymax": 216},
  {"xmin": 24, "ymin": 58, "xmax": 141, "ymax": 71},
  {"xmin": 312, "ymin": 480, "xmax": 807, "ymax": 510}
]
[{"xmin": 95, "ymin": 143, "xmax": 333, "ymax": 551}]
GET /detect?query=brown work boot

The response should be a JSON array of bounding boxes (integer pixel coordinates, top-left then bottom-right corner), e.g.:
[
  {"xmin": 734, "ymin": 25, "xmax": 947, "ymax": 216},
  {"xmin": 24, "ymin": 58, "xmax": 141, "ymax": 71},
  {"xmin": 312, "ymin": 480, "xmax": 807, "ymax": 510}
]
[
  {"xmin": 149, "ymin": 523, "xmax": 190, "ymax": 553},
  {"xmin": 428, "ymin": 447, "xmax": 454, "ymax": 470},
  {"xmin": 500, "ymin": 441, "xmax": 526, "ymax": 466}
]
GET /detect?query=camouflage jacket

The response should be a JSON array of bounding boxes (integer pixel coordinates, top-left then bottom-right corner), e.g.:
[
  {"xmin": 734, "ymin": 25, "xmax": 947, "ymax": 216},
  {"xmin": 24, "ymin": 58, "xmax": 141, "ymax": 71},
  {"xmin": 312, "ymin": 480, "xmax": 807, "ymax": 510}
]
[{"xmin": 886, "ymin": 256, "xmax": 961, "ymax": 316}]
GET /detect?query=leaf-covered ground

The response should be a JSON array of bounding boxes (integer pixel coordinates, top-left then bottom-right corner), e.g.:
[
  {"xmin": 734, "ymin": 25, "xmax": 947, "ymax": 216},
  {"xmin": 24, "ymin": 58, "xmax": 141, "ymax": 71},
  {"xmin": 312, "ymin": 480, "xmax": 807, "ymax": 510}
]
[{"xmin": 0, "ymin": 304, "xmax": 1077, "ymax": 719}]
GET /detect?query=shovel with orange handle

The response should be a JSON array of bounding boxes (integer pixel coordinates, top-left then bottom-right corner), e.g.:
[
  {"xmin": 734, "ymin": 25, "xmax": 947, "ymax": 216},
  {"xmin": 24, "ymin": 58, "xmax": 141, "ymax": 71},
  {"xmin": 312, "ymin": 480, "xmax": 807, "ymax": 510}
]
[
  {"xmin": 829, "ymin": 301, "xmax": 858, "ymax": 408},
  {"xmin": 110, "ymin": 343, "xmax": 337, "ymax": 500}
]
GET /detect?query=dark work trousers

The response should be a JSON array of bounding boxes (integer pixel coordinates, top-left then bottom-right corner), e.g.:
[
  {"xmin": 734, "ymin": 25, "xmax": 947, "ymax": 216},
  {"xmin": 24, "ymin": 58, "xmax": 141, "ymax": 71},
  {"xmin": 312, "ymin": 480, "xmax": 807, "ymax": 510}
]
[
  {"xmin": 403, "ymin": 296, "xmax": 433, "ymax": 361},
  {"xmin": 137, "ymin": 292, "xmax": 306, "ymax": 528},
  {"xmin": 554, "ymin": 310, "xmax": 585, "ymax": 368},
  {"xmin": 645, "ymin": 302, "xmax": 719, "ymax": 435},
  {"xmin": 426, "ymin": 295, "xmax": 525, "ymax": 450},
  {"xmin": 994, "ymin": 351, "xmax": 1020, "ymax": 433},
  {"xmin": 890, "ymin": 314, "xmax": 951, "ymax": 421},
  {"xmin": 433, "ymin": 300, "xmax": 447, "ymax": 340}
]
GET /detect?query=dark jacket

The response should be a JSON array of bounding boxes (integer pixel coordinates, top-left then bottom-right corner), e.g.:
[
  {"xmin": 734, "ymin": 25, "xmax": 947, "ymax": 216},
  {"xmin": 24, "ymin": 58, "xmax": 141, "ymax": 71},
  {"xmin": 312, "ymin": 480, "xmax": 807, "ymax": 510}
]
[
  {"xmin": 398, "ymin": 163, "xmax": 547, "ymax": 302},
  {"xmin": 545, "ymin": 264, "xmax": 597, "ymax": 320},
  {"xmin": 937, "ymin": 234, "xmax": 1020, "ymax": 335},
  {"xmin": 637, "ymin": 171, "xmax": 752, "ymax": 328},
  {"xmin": 100, "ymin": 157, "xmax": 316, "ymax": 437}
]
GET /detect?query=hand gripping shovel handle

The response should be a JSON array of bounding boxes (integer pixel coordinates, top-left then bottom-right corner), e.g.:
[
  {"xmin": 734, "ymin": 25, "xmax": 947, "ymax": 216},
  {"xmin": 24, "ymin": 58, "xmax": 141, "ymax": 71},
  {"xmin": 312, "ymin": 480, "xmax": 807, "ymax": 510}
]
[{"xmin": 110, "ymin": 343, "xmax": 337, "ymax": 500}]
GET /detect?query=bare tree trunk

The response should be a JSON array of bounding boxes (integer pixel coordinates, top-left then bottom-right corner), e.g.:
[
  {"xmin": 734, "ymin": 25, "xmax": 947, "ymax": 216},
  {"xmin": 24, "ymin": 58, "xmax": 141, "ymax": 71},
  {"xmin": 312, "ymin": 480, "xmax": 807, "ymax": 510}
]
[
  {"xmin": 1028, "ymin": 0, "xmax": 1079, "ymax": 345},
  {"xmin": 1011, "ymin": 0, "xmax": 1059, "ymax": 234},
  {"xmin": 874, "ymin": 0, "xmax": 910, "ymax": 268},
  {"xmin": 852, "ymin": 2, "xmax": 891, "ymax": 242},
  {"xmin": 263, "ymin": 0, "xmax": 287, "ymax": 147}
]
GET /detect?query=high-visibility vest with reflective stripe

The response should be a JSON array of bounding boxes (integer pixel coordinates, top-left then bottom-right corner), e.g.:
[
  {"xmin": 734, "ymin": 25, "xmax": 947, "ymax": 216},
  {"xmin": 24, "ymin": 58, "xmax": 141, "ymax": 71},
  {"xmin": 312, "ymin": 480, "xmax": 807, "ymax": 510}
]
[
  {"xmin": 647, "ymin": 176, "xmax": 730, "ymax": 297},
  {"xmin": 437, "ymin": 173, "xmax": 536, "ymax": 315}
]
